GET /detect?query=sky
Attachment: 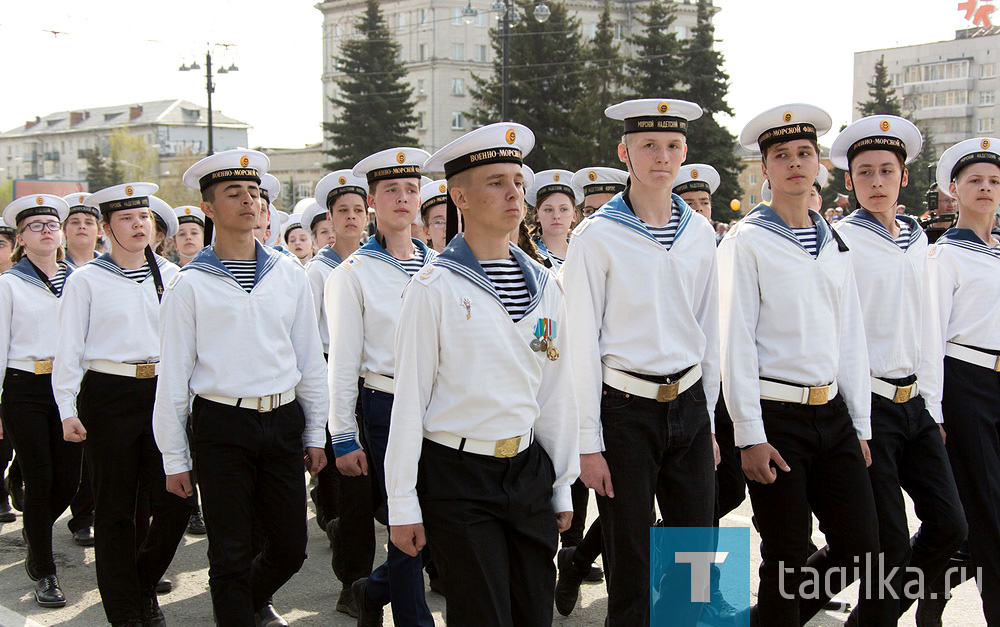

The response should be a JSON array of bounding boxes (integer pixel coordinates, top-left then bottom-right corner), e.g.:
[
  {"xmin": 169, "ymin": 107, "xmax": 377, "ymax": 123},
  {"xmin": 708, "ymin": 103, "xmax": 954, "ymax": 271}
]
[{"xmin": 0, "ymin": 0, "xmax": 978, "ymax": 149}]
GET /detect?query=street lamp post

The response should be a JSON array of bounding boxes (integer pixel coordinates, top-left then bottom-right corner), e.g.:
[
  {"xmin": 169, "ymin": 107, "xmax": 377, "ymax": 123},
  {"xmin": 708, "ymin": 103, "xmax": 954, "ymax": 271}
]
[
  {"xmin": 180, "ymin": 47, "xmax": 239, "ymax": 156},
  {"xmin": 490, "ymin": 0, "xmax": 550, "ymax": 122}
]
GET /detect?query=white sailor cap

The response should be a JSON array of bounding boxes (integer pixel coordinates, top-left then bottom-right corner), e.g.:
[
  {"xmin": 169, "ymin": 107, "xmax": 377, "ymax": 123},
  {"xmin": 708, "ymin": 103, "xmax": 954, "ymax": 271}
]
[
  {"xmin": 673, "ymin": 164, "xmax": 720, "ymax": 196},
  {"xmin": 424, "ymin": 123, "xmax": 534, "ymax": 178},
  {"xmin": 521, "ymin": 164, "xmax": 535, "ymax": 192},
  {"xmin": 283, "ymin": 213, "xmax": 306, "ymax": 240},
  {"xmin": 830, "ymin": 115, "xmax": 922, "ymax": 170},
  {"xmin": 299, "ymin": 201, "xmax": 329, "ymax": 233},
  {"xmin": 260, "ymin": 174, "xmax": 282, "ymax": 207},
  {"xmin": 936, "ymin": 137, "xmax": 1000, "ymax": 196},
  {"xmin": 739, "ymin": 104, "xmax": 833, "ymax": 153},
  {"xmin": 265, "ymin": 204, "xmax": 281, "ymax": 246},
  {"xmin": 3, "ymin": 194, "xmax": 70, "ymax": 228},
  {"xmin": 353, "ymin": 147, "xmax": 430, "ymax": 185},
  {"xmin": 761, "ymin": 164, "xmax": 829, "ymax": 203},
  {"xmin": 149, "ymin": 196, "xmax": 179, "ymax": 239},
  {"xmin": 526, "ymin": 169, "xmax": 582, "ymax": 207},
  {"xmin": 62, "ymin": 192, "xmax": 99, "ymax": 220},
  {"xmin": 174, "ymin": 206, "xmax": 206, "ymax": 228},
  {"xmin": 278, "ymin": 208, "xmax": 291, "ymax": 227},
  {"xmin": 86, "ymin": 183, "xmax": 159, "ymax": 219},
  {"xmin": 315, "ymin": 170, "xmax": 368, "ymax": 211},
  {"xmin": 571, "ymin": 167, "xmax": 628, "ymax": 198},
  {"xmin": 605, "ymin": 99, "xmax": 703, "ymax": 136},
  {"xmin": 182, "ymin": 149, "xmax": 269, "ymax": 193},
  {"xmin": 420, "ymin": 179, "xmax": 449, "ymax": 214}
]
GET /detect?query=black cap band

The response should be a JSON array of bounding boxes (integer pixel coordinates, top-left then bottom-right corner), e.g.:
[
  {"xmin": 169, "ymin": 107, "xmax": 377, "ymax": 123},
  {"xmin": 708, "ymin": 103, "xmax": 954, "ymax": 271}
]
[
  {"xmin": 583, "ymin": 183, "xmax": 625, "ymax": 196},
  {"xmin": 366, "ymin": 165, "xmax": 421, "ymax": 184},
  {"xmin": 327, "ymin": 187, "xmax": 367, "ymax": 209},
  {"xmin": 0, "ymin": 226, "xmax": 15, "ymax": 236},
  {"xmin": 623, "ymin": 116, "xmax": 688, "ymax": 135},
  {"xmin": 285, "ymin": 223, "xmax": 305, "ymax": 238},
  {"xmin": 178, "ymin": 215, "xmax": 205, "ymax": 227},
  {"xmin": 444, "ymin": 147, "xmax": 523, "ymax": 179},
  {"xmin": 847, "ymin": 136, "xmax": 907, "ymax": 165},
  {"xmin": 15, "ymin": 207, "xmax": 59, "ymax": 224},
  {"xmin": 99, "ymin": 196, "xmax": 150, "ymax": 217},
  {"xmin": 67, "ymin": 205, "xmax": 100, "ymax": 220},
  {"xmin": 757, "ymin": 123, "xmax": 817, "ymax": 152},
  {"xmin": 153, "ymin": 213, "xmax": 167, "ymax": 233},
  {"xmin": 951, "ymin": 151, "xmax": 1000, "ymax": 181},
  {"xmin": 673, "ymin": 180, "xmax": 711, "ymax": 195},
  {"xmin": 534, "ymin": 184, "xmax": 575, "ymax": 206},
  {"xmin": 421, "ymin": 195, "xmax": 448, "ymax": 213},
  {"xmin": 198, "ymin": 168, "xmax": 261, "ymax": 192},
  {"xmin": 309, "ymin": 213, "xmax": 329, "ymax": 231}
]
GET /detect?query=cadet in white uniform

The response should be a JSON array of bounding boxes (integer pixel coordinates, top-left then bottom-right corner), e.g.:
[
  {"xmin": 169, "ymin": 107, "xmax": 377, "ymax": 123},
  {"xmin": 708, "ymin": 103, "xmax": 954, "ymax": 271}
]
[
  {"xmin": 172, "ymin": 206, "xmax": 206, "ymax": 267},
  {"xmin": 526, "ymin": 169, "xmax": 581, "ymax": 269},
  {"xmin": 571, "ymin": 167, "xmax": 628, "ymax": 219},
  {"xmin": 62, "ymin": 193, "xmax": 101, "ymax": 268},
  {"xmin": 386, "ymin": 121, "xmax": 579, "ymax": 627},
  {"xmin": 722, "ymin": 105, "xmax": 878, "ymax": 627},
  {"xmin": 0, "ymin": 195, "xmax": 78, "ymax": 608},
  {"xmin": 54, "ymin": 182, "xmax": 189, "ymax": 627},
  {"xmin": 300, "ymin": 199, "xmax": 336, "ymax": 251},
  {"xmin": 153, "ymin": 149, "xmax": 329, "ymax": 627},
  {"xmin": 327, "ymin": 146, "xmax": 435, "ymax": 627},
  {"xmin": 562, "ymin": 99, "xmax": 720, "ymax": 626},
  {"xmin": 919, "ymin": 137, "xmax": 1000, "ymax": 623},
  {"xmin": 672, "ymin": 164, "xmax": 719, "ymax": 221},
  {"xmin": 830, "ymin": 116, "xmax": 967, "ymax": 626}
]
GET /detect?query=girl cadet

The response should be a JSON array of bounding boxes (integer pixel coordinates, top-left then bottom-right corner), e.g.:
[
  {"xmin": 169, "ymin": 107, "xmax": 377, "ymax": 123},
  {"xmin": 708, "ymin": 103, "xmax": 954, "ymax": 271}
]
[
  {"xmin": 327, "ymin": 146, "xmax": 435, "ymax": 627},
  {"xmin": 62, "ymin": 192, "xmax": 101, "ymax": 267},
  {"xmin": 526, "ymin": 169, "xmax": 582, "ymax": 269},
  {"xmin": 283, "ymin": 213, "xmax": 314, "ymax": 265},
  {"xmin": 419, "ymin": 179, "xmax": 449, "ymax": 253},
  {"xmin": 562, "ymin": 99, "xmax": 720, "ymax": 627},
  {"xmin": 0, "ymin": 194, "xmax": 78, "ymax": 609},
  {"xmin": 920, "ymin": 137, "xmax": 1000, "ymax": 624},
  {"xmin": 300, "ymin": 200, "xmax": 336, "ymax": 251},
  {"xmin": 172, "ymin": 206, "xmax": 206, "ymax": 267},
  {"xmin": 53, "ymin": 182, "xmax": 189, "ymax": 627},
  {"xmin": 722, "ymin": 105, "xmax": 879, "ymax": 627},
  {"xmin": 149, "ymin": 196, "xmax": 179, "ymax": 260},
  {"xmin": 386, "ymin": 121, "xmax": 578, "ymax": 627},
  {"xmin": 830, "ymin": 116, "xmax": 967, "ymax": 626}
]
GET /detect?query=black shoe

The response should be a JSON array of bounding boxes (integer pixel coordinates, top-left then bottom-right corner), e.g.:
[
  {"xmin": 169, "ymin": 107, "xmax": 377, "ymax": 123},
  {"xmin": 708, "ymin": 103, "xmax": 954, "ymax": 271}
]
[
  {"xmin": 155, "ymin": 579, "xmax": 172, "ymax": 594},
  {"xmin": 583, "ymin": 563, "xmax": 604, "ymax": 583},
  {"xmin": 429, "ymin": 576, "xmax": 445, "ymax": 596},
  {"xmin": 916, "ymin": 594, "xmax": 949, "ymax": 627},
  {"xmin": 111, "ymin": 620, "xmax": 143, "ymax": 627},
  {"xmin": 336, "ymin": 587, "xmax": 359, "ymax": 617},
  {"xmin": 699, "ymin": 587, "xmax": 738, "ymax": 626},
  {"xmin": 0, "ymin": 499, "xmax": 15, "ymax": 523},
  {"xmin": 6, "ymin": 476, "xmax": 23, "ymax": 512},
  {"xmin": 352, "ymin": 577, "xmax": 384, "ymax": 627},
  {"xmin": 140, "ymin": 588, "xmax": 166, "ymax": 627},
  {"xmin": 22, "ymin": 529, "xmax": 40, "ymax": 581},
  {"xmin": 254, "ymin": 604, "xmax": 288, "ymax": 627},
  {"xmin": 555, "ymin": 547, "xmax": 588, "ymax": 617},
  {"xmin": 34, "ymin": 575, "xmax": 66, "ymax": 608},
  {"xmin": 186, "ymin": 511, "xmax": 206, "ymax": 535},
  {"xmin": 72, "ymin": 526, "xmax": 95, "ymax": 546}
]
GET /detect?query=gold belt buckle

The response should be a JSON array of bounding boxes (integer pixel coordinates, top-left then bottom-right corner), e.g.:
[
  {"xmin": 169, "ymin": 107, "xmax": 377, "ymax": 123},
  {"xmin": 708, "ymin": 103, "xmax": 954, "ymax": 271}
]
[
  {"xmin": 33, "ymin": 360, "xmax": 53, "ymax": 375},
  {"xmin": 656, "ymin": 381, "xmax": 680, "ymax": 403},
  {"xmin": 135, "ymin": 363, "xmax": 156, "ymax": 379},
  {"xmin": 893, "ymin": 385, "xmax": 913, "ymax": 404},
  {"xmin": 994, "ymin": 355, "xmax": 1000, "ymax": 372},
  {"xmin": 494, "ymin": 436, "xmax": 521, "ymax": 458},
  {"xmin": 807, "ymin": 386, "xmax": 829, "ymax": 405}
]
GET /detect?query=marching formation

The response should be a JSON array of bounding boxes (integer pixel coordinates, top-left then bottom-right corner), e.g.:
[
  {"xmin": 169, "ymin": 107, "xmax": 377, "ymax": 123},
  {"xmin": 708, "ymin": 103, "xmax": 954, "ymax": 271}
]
[{"xmin": 0, "ymin": 96, "xmax": 998, "ymax": 627}]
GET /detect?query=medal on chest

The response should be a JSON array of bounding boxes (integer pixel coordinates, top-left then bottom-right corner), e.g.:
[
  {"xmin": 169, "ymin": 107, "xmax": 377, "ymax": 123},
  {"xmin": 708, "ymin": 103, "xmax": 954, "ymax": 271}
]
[{"xmin": 531, "ymin": 317, "xmax": 559, "ymax": 361}]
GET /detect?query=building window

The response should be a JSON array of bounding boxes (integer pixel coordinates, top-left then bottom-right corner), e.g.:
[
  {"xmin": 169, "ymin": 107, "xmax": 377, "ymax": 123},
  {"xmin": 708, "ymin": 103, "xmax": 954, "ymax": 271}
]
[
  {"xmin": 419, "ymin": 43, "xmax": 427, "ymax": 61},
  {"xmin": 981, "ymin": 90, "xmax": 996, "ymax": 106},
  {"xmin": 451, "ymin": 43, "xmax": 464, "ymax": 60},
  {"xmin": 749, "ymin": 195, "xmax": 757, "ymax": 205},
  {"xmin": 749, "ymin": 174, "xmax": 758, "ymax": 185},
  {"xmin": 451, "ymin": 7, "xmax": 463, "ymax": 25},
  {"xmin": 978, "ymin": 118, "xmax": 994, "ymax": 133},
  {"xmin": 417, "ymin": 79, "xmax": 426, "ymax": 95},
  {"xmin": 475, "ymin": 10, "xmax": 487, "ymax": 27},
  {"xmin": 904, "ymin": 60, "xmax": 970, "ymax": 83},
  {"xmin": 982, "ymin": 63, "xmax": 996, "ymax": 78},
  {"xmin": 918, "ymin": 90, "xmax": 969, "ymax": 108},
  {"xmin": 452, "ymin": 78, "xmax": 466, "ymax": 95},
  {"xmin": 417, "ymin": 112, "xmax": 426, "ymax": 130},
  {"xmin": 890, "ymin": 73, "xmax": 902, "ymax": 87},
  {"xmin": 418, "ymin": 8, "xmax": 427, "ymax": 23},
  {"xmin": 674, "ymin": 25, "xmax": 687, "ymax": 39},
  {"xmin": 396, "ymin": 12, "xmax": 407, "ymax": 28},
  {"xmin": 451, "ymin": 112, "xmax": 465, "ymax": 130},
  {"xmin": 475, "ymin": 44, "xmax": 487, "ymax": 62},
  {"xmin": 614, "ymin": 22, "xmax": 626, "ymax": 41}
]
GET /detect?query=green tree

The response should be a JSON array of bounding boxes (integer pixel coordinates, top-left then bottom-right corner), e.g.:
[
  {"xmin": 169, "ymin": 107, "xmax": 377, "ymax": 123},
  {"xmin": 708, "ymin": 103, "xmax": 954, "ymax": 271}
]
[
  {"xmin": 857, "ymin": 56, "xmax": 901, "ymax": 117},
  {"xmin": 572, "ymin": 0, "xmax": 625, "ymax": 166},
  {"xmin": 470, "ymin": 0, "xmax": 586, "ymax": 170},
  {"xmin": 85, "ymin": 149, "xmax": 109, "ymax": 191},
  {"xmin": 679, "ymin": 0, "xmax": 741, "ymax": 221},
  {"xmin": 323, "ymin": 0, "xmax": 418, "ymax": 169},
  {"xmin": 0, "ymin": 179, "xmax": 12, "ymax": 208},
  {"xmin": 107, "ymin": 156, "xmax": 126, "ymax": 186},
  {"xmin": 108, "ymin": 127, "xmax": 157, "ymax": 182},
  {"xmin": 627, "ymin": 0, "xmax": 682, "ymax": 97}
]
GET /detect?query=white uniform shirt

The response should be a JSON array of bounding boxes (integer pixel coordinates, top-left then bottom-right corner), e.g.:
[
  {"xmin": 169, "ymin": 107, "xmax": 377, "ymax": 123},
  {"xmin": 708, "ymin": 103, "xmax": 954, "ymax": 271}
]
[
  {"xmin": 305, "ymin": 246, "xmax": 343, "ymax": 353},
  {"xmin": 326, "ymin": 237, "xmax": 435, "ymax": 456},
  {"xmin": 561, "ymin": 191, "xmax": 721, "ymax": 454},
  {"xmin": 919, "ymin": 228, "xmax": 1000, "ymax": 423},
  {"xmin": 52, "ymin": 253, "xmax": 178, "ymax": 421},
  {"xmin": 835, "ymin": 210, "xmax": 927, "ymax": 379},
  {"xmin": 0, "ymin": 258, "xmax": 72, "ymax": 398},
  {"xmin": 384, "ymin": 236, "xmax": 579, "ymax": 525},
  {"xmin": 718, "ymin": 205, "xmax": 871, "ymax": 447},
  {"xmin": 152, "ymin": 242, "xmax": 329, "ymax": 475}
]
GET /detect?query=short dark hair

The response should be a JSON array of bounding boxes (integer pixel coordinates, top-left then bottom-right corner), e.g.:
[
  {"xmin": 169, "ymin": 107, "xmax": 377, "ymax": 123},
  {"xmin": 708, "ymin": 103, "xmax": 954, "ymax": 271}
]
[
  {"xmin": 761, "ymin": 138, "xmax": 819, "ymax": 164},
  {"xmin": 201, "ymin": 185, "xmax": 216, "ymax": 203}
]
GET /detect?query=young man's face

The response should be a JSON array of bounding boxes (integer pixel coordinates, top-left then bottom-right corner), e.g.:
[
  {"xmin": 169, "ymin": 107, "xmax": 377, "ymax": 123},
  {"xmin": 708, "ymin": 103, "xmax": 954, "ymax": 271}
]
[
  {"xmin": 679, "ymin": 191, "xmax": 712, "ymax": 219},
  {"xmin": 311, "ymin": 218, "xmax": 336, "ymax": 249},
  {"xmin": 369, "ymin": 178, "xmax": 420, "ymax": 234},
  {"xmin": 65, "ymin": 214, "xmax": 99, "ymax": 249},
  {"xmin": 618, "ymin": 132, "xmax": 687, "ymax": 189},
  {"xmin": 950, "ymin": 162, "xmax": 1000, "ymax": 216},
  {"xmin": 329, "ymin": 193, "xmax": 368, "ymax": 244},
  {"xmin": 175, "ymin": 223, "xmax": 205, "ymax": 258},
  {"xmin": 535, "ymin": 192, "xmax": 575, "ymax": 238},
  {"xmin": 582, "ymin": 192, "xmax": 614, "ymax": 217},
  {"xmin": 845, "ymin": 149, "xmax": 907, "ymax": 214},
  {"xmin": 204, "ymin": 181, "xmax": 261, "ymax": 234},
  {"xmin": 451, "ymin": 162, "xmax": 524, "ymax": 235},
  {"xmin": 104, "ymin": 208, "xmax": 153, "ymax": 253},
  {"xmin": 762, "ymin": 140, "xmax": 820, "ymax": 198}
]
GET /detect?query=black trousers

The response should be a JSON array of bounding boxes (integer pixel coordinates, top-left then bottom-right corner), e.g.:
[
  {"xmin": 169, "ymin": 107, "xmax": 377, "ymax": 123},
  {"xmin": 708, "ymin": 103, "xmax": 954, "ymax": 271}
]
[
  {"xmin": 78, "ymin": 371, "xmax": 189, "ymax": 623},
  {"xmin": 191, "ymin": 396, "xmax": 310, "ymax": 626},
  {"xmin": 596, "ymin": 379, "xmax": 715, "ymax": 627},
  {"xmin": 746, "ymin": 394, "xmax": 880, "ymax": 627},
  {"xmin": 0, "ymin": 404, "xmax": 12, "ymax": 503},
  {"xmin": 942, "ymin": 355, "xmax": 1000, "ymax": 624},
  {"xmin": 1, "ymin": 369, "xmax": 82, "ymax": 577},
  {"xmin": 853, "ymin": 384, "xmax": 967, "ymax": 625},
  {"xmin": 713, "ymin": 393, "xmax": 746, "ymax": 522},
  {"xmin": 68, "ymin": 452, "xmax": 95, "ymax": 533},
  {"xmin": 419, "ymin": 438, "xmax": 558, "ymax": 627},
  {"xmin": 562, "ymin": 479, "xmax": 590, "ymax": 547}
]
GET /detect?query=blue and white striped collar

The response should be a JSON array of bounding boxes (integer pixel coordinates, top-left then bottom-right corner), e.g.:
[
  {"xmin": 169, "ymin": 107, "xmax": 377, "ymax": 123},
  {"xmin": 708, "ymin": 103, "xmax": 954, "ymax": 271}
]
[
  {"xmin": 937, "ymin": 228, "xmax": 1000, "ymax": 260},
  {"xmin": 91, "ymin": 251, "xmax": 168, "ymax": 279},
  {"xmin": 589, "ymin": 188, "xmax": 692, "ymax": 250},
  {"xmin": 65, "ymin": 250, "xmax": 99, "ymax": 269},
  {"xmin": 354, "ymin": 234, "xmax": 435, "ymax": 275},
  {"xmin": 181, "ymin": 239, "xmax": 282, "ymax": 288},
  {"xmin": 312, "ymin": 245, "xmax": 343, "ymax": 269},
  {"xmin": 269, "ymin": 244, "xmax": 297, "ymax": 260},
  {"xmin": 743, "ymin": 203, "xmax": 832, "ymax": 257},
  {"xmin": 433, "ymin": 233, "xmax": 547, "ymax": 317},
  {"xmin": 6, "ymin": 257, "xmax": 72, "ymax": 295},
  {"xmin": 841, "ymin": 209, "xmax": 921, "ymax": 250}
]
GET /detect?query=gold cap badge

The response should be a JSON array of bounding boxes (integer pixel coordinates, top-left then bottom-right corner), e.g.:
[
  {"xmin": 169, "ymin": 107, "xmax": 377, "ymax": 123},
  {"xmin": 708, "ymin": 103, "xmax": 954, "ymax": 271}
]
[
  {"xmin": 880, "ymin": 119, "xmax": 891, "ymax": 132},
  {"xmin": 783, "ymin": 112, "xmax": 793, "ymax": 123},
  {"xmin": 125, "ymin": 185, "xmax": 134, "ymax": 196},
  {"xmin": 396, "ymin": 152, "xmax": 406, "ymax": 164},
  {"xmin": 506, "ymin": 129, "xmax": 517, "ymax": 144},
  {"xmin": 240, "ymin": 155, "xmax": 250, "ymax": 167},
  {"xmin": 658, "ymin": 102, "xmax": 670, "ymax": 113}
]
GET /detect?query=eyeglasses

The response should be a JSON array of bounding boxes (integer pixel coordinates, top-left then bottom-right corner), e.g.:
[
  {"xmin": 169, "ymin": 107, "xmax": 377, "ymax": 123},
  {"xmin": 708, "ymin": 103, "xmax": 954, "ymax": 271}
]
[
  {"xmin": 22, "ymin": 222, "xmax": 61, "ymax": 233},
  {"xmin": 429, "ymin": 220, "xmax": 447, "ymax": 227}
]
